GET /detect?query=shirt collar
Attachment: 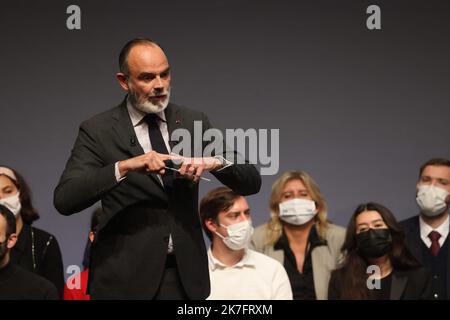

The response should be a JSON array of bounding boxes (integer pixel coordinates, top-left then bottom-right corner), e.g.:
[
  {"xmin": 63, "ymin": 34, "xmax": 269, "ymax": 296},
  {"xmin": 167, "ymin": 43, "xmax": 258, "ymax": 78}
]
[
  {"xmin": 207, "ymin": 247, "xmax": 255, "ymax": 271},
  {"xmin": 126, "ymin": 97, "xmax": 167, "ymax": 127},
  {"xmin": 274, "ymin": 223, "xmax": 327, "ymax": 251},
  {"xmin": 420, "ymin": 213, "xmax": 449, "ymax": 239}
]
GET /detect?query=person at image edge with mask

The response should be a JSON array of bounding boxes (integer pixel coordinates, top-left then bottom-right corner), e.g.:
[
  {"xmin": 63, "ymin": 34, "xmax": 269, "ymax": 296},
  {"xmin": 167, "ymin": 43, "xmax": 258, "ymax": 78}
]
[
  {"xmin": 400, "ymin": 158, "xmax": 450, "ymax": 300},
  {"xmin": 0, "ymin": 204, "xmax": 58, "ymax": 299},
  {"xmin": 250, "ymin": 171, "xmax": 345, "ymax": 300},
  {"xmin": 328, "ymin": 202, "xmax": 432, "ymax": 300},
  {"xmin": 200, "ymin": 187, "xmax": 293, "ymax": 300},
  {"xmin": 0, "ymin": 166, "xmax": 64, "ymax": 297}
]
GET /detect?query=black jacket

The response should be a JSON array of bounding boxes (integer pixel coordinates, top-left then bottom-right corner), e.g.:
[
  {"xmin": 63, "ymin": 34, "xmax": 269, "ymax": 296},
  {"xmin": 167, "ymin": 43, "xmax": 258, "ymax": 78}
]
[
  {"xmin": 328, "ymin": 266, "xmax": 432, "ymax": 300},
  {"xmin": 54, "ymin": 100, "xmax": 261, "ymax": 299},
  {"xmin": 0, "ymin": 263, "xmax": 58, "ymax": 300},
  {"xmin": 10, "ymin": 224, "xmax": 64, "ymax": 298},
  {"xmin": 400, "ymin": 215, "xmax": 450, "ymax": 296}
]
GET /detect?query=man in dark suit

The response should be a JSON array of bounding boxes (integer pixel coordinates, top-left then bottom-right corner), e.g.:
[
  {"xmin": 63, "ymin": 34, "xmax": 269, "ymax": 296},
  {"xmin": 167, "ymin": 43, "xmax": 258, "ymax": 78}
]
[
  {"xmin": 54, "ymin": 38, "xmax": 261, "ymax": 299},
  {"xmin": 400, "ymin": 158, "xmax": 450, "ymax": 300}
]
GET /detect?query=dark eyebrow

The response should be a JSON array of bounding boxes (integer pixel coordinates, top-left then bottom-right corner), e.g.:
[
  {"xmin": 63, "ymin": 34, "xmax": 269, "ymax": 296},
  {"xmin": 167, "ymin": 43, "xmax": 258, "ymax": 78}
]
[
  {"xmin": 357, "ymin": 218, "xmax": 384, "ymax": 227},
  {"xmin": 137, "ymin": 67, "xmax": 170, "ymax": 79},
  {"xmin": 138, "ymin": 72, "xmax": 156, "ymax": 78},
  {"xmin": 226, "ymin": 209, "xmax": 250, "ymax": 216},
  {"xmin": 161, "ymin": 67, "xmax": 170, "ymax": 74},
  {"xmin": 356, "ymin": 222, "xmax": 369, "ymax": 227}
]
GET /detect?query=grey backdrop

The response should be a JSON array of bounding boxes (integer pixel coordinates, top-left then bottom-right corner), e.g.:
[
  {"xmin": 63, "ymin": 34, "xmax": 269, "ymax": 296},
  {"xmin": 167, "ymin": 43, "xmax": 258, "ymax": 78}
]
[{"xmin": 1, "ymin": 0, "xmax": 449, "ymax": 277}]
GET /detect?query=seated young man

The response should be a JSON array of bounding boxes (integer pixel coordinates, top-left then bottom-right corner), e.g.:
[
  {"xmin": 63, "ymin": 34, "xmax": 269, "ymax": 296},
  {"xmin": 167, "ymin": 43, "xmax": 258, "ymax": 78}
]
[{"xmin": 200, "ymin": 187, "xmax": 292, "ymax": 300}]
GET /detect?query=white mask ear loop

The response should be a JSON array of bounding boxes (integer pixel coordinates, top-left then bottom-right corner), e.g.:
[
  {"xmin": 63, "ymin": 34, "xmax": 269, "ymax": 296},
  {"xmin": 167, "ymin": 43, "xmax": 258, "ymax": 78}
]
[
  {"xmin": 214, "ymin": 225, "xmax": 227, "ymax": 240},
  {"xmin": 214, "ymin": 220, "xmax": 253, "ymax": 251}
]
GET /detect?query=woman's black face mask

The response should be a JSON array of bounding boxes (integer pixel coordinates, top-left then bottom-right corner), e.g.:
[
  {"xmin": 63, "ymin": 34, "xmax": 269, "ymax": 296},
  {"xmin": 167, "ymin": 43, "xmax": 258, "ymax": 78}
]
[{"xmin": 356, "ymin": 228, "xmax": 392, "ymax": 259}]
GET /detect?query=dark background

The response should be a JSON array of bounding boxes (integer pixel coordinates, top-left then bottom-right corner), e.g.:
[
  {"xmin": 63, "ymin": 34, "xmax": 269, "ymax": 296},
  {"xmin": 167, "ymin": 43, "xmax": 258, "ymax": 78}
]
[{"xmin": 1, "ymin": 0, "xmax": 449, "ymax": 277}]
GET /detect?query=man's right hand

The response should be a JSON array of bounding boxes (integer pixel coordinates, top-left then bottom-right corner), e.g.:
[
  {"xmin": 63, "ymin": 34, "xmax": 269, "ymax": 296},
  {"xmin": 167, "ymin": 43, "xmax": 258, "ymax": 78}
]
[{"xmin": 118, "ymin": 151, "xmax": 172, "ymax": 177}]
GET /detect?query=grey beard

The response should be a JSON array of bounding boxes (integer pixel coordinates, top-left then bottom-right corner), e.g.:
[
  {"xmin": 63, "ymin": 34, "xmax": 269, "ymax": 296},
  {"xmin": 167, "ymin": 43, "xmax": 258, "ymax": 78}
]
[{"xmin": 130, "ymin": 90, "xmax": 170, "ymax": 114}]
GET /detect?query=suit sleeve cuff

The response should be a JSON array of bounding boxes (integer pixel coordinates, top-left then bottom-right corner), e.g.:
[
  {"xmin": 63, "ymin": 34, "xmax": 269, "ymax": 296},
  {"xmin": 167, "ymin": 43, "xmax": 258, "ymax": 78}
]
[{"xmin": 212, "ymin": 155, "xmax": 234, "ymax": 172}]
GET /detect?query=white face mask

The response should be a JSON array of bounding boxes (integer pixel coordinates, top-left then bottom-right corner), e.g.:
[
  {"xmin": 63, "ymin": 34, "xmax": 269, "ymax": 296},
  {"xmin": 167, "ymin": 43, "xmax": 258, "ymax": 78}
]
[
  {"xmin": 416, "ymin": 184, "xmax": 450, "ymax": 217},
  {"xmin": 0, "ymin": 193, "xmax": 21, "ymax": 217},
  {"xmin": 215, "ymin": 220, "xmax": 254, "ymax": 251},
  {"xmin": 279, "ymin": 198, "xmax": 317, "ymax": 225}
]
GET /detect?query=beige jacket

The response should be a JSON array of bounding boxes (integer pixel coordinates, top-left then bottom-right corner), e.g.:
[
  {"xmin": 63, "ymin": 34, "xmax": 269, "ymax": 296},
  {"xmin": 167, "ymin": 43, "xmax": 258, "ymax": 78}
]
[{"xmin": 250, "ymin": 223, "xmax": 345, "ymax": 300}]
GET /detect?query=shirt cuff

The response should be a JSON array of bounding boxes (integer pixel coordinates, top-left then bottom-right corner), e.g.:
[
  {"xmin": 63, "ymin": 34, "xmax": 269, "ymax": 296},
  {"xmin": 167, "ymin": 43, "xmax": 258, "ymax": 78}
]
[
  {"xmin": 213, "ymin": 155, "xmax": 234, "ymax": 172},
  {"xmin": 114, "ymin": 161, "xmax": 127, "ymax": 182}
]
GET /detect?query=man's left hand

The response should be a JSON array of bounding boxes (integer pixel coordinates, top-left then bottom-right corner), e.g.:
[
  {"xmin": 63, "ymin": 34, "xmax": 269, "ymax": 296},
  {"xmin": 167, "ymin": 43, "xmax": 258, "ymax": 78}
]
[{"xmin": 170, "ymin": 155, "xmax": 222, "ymax": 183}]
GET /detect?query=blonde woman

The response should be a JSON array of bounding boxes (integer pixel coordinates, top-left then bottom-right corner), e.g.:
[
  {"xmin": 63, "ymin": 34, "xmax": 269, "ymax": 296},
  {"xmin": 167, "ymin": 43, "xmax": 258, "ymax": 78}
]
[{"xmin": 250, "ymin": 170, "xmax": 345, "ymax": 300}]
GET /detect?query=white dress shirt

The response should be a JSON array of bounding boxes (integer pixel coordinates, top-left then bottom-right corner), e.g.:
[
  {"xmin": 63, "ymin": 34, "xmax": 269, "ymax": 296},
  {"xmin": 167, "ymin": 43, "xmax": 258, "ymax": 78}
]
[
  {"xmin": 419, "ymin": 213, "xmax": 449, "ymax": 248},
  {"xmin": 125, "ymin": 100, "xmax": 171, "ymax": 156},
  {"xmin": 207, "ymin": 247, "xmax": 293, "ymax": 300},
  {"xmin": 114, "ymin": 99, "xmax": 232, "ymax": 181},
  {"xmin": 114, "ymin": 100, "xmax": 170, "ymax": 184}
]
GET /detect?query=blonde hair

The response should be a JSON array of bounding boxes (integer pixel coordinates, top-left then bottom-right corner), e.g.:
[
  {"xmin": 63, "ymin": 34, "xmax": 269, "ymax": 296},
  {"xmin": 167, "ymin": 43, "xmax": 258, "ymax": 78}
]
[{"xmin": 265, "ymin": 170, "xmax": 329, "ymax": 246}]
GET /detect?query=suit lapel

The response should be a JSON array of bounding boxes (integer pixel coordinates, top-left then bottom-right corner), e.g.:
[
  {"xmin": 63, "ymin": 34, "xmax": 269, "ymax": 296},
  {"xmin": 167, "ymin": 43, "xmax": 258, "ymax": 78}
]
[
  {"xmin": 447, "ymin": 233, "xmax": 450, "ymax": 295},
  {"xmin": 164, "ymin": 103, "xmax": 182, "ymax": 151},
  {"xmin": 311, "ymin": 246, "xmax": 332, "ymax": 300},
  {"xmin": 111, "ymin": 99, "xmax": 164, "ymax": 190},
  {"xmin": 407, "ymin": 216, "xmax": 424, "ymax": 262},
  {"xmin": 269, "ymin": 249, "xmax": 284, "ymax": 264},
  {"xmin": 390, "ymin": 271, "xmax": 408, "ymax": 300},
  {"xmin": 111, "ymin": 99, "xmax": 144, "ymax": 157}
]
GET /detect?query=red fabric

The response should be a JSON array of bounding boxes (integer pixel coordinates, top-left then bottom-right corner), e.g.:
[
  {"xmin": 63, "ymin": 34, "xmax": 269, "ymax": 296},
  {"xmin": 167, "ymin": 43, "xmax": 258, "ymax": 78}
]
[
  {"xmin": 64, "ymin": 269, "xmax": 90, "ymax": 300},
  {"xmin": 428, "ymin": 231, "xmax": 441, "ymax": 257}
]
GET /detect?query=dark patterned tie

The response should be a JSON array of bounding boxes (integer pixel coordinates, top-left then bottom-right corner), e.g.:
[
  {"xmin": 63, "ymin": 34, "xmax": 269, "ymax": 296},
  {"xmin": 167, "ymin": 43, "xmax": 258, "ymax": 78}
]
[
  {"xmin": 144, "ymin": 113, "xmax": 174, "ymax": 189},
  {"xmin": 428, "ymin": 231, "xmax": 441, "ymax": 257}
]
